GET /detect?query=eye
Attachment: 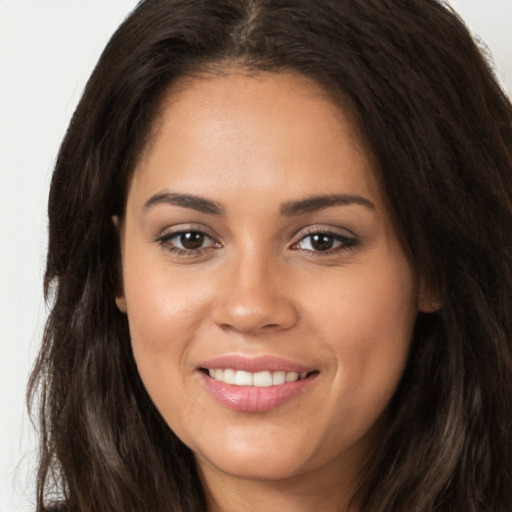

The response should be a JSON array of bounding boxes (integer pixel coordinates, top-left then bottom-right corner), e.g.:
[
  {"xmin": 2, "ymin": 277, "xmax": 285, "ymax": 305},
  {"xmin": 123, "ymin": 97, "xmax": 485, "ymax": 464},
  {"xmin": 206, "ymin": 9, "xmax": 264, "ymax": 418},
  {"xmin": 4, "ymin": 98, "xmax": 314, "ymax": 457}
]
[
  {"xmin": 291, "ymin": 231, "xmax": 358, "ymax": 253},
  {"xmin": 174, "ymin": 231, "xmax": 208, "ymax": 250},
  {"xmin": 156, "ymin": 230, "xmax": 220, "ymax": 255}
]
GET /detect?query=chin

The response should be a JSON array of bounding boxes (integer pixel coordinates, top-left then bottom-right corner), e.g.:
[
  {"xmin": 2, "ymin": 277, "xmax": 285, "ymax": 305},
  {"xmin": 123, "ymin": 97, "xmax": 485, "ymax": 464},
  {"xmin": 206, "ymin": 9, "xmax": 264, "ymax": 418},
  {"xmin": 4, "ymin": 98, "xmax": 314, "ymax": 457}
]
[{"xmin": 196, "ymin": 448, "xmax": 312, "ymax": 482}]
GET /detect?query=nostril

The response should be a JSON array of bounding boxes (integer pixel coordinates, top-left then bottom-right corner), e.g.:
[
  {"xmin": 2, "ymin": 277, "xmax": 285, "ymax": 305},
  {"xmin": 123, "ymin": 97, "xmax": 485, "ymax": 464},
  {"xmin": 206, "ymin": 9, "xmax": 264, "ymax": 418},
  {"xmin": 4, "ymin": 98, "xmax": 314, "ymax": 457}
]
[
  {"xmin": 211, "ymin": 287, "xmax": 299, "ymax": 334},
  {"xmin": 261, "ymin": 323, "xmax": 280, "ymax": 329}
]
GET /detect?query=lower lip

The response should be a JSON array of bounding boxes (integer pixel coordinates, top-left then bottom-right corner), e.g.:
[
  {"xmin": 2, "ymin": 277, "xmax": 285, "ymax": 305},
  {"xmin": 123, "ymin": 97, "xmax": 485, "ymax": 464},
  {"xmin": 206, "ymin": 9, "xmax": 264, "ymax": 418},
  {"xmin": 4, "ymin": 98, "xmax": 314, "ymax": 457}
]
[{"xmin": 199, "ymin": 371, "xmax": 317, "ymax": 412}]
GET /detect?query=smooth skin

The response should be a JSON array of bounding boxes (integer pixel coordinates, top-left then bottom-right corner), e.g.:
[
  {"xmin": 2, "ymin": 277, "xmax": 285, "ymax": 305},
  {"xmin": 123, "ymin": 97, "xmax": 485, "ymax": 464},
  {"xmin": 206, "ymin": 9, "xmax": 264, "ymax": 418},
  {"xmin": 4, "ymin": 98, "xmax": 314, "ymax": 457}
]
[{"xmin": 116, "ymin": 71, "xmax": 433, "ymax": 511}]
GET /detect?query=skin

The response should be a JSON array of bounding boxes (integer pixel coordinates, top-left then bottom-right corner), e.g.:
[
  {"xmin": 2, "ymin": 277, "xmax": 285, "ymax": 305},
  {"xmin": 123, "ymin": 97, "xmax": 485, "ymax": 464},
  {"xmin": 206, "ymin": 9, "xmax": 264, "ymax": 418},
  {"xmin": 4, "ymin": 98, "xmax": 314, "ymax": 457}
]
[{"xmin": 116, "ymin": 71, "xmax": 432, "ymax": 511}]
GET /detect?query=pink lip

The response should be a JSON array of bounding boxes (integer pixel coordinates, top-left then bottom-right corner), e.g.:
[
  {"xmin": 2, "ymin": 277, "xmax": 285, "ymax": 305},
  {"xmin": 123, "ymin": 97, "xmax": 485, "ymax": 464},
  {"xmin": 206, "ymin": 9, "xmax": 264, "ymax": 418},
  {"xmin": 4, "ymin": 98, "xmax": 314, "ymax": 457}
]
[
  {"xmin": 197, "ymin": 355, "xmax": 318, "ymax": 413},
  {"xmin": 199, "ymin": 354, "xmax": 313, "ymax": 373}
]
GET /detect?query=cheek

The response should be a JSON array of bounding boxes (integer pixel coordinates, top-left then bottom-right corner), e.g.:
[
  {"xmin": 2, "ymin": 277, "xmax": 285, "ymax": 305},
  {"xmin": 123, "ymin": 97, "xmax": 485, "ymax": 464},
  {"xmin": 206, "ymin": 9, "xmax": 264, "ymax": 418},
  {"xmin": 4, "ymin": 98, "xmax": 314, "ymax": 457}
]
[
  {"xmin": 122, "ymin": 253, "xmax": 212, "ymax": 392},
  {"xmin": 305, "ymin": 259, "xmax": 417, "ymax": 411},
  {"xmin": 343, "ymin": 271, "xmax": 417, "ymax": 353},
  {"xmin": 123, "ymin": 271, "xmax": 213, "ymax": 438},
  {"xmin": 351, "ymin": 275, "xmax": 414, "ymax": 366}
]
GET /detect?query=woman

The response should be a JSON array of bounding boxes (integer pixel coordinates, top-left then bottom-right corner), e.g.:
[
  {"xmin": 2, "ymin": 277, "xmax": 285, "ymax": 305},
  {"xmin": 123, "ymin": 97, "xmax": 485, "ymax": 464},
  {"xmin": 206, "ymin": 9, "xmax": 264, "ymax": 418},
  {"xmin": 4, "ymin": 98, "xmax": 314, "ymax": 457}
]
[{"xmin": 29, "ymin": 0, "xmax": 512, "ymax": 511}]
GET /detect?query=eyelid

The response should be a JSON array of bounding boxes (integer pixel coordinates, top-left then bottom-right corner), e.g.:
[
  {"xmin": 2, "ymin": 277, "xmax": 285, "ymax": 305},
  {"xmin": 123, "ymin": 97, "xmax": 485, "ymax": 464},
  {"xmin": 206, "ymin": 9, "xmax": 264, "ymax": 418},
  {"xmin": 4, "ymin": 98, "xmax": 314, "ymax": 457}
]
[
  {"xmin": 293, "ymin": 224, "xmax": 357, "ymax": 239},
  {"xmin": 290, "ymin": 225, "xmax": 359, "ymax": 253},
  {"xmin": 153, "ymin": 223, "xmax": 359, "ymax": 257},
  {"xmin": 154, "ymin": 224, "xmax": 222, "ymax": 255},
  {"xmin": 155, "ymin": 223, "xmax": 218, "ymax": 239}
]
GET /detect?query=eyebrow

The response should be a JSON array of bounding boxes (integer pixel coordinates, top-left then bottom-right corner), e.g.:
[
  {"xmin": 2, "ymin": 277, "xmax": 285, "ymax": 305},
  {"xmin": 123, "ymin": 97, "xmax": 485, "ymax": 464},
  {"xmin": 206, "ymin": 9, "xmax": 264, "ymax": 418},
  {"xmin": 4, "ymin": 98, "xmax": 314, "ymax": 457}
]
[
  {"xmin": 280, "ymin": 194, "xmax": 375, "ymax": 216},
  {"xmin": 142, "ymin": 191, "xmax": 375, "ymax": 217},
  {"xmin": 143, "ymin": 192, "xmax": 224, "ymax": 215}
]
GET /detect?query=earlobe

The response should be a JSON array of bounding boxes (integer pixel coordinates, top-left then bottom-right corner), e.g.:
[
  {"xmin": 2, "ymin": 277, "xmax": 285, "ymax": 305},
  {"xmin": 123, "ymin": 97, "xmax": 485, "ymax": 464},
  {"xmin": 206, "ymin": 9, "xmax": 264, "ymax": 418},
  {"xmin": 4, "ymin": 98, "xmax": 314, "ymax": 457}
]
[
  {"xmin": 112, "ymin": 214, "xmax": 127, "ymax": 313},
  {"xmin": 115, "ymin": 295, "xmax": 127, "ymax": 313},
  {"xmin": 419, "ymin": 297, "xmax": 441, "ymax": 314},
  {"xmin": 418, "ymin": 279, "xmax": 441, "ymax": 313}
]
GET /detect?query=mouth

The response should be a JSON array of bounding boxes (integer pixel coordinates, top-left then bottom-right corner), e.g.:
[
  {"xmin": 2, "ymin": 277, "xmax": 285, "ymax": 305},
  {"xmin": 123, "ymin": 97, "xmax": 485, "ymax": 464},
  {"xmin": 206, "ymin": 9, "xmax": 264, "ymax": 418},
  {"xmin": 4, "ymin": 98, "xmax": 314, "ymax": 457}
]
[
  {"xmin": 197, "ymin": 356, "xmax": 319, "ymax": 412},
  {"xmin": 201, "ymin": 368, "xmax": 317, "ymax": 387}
]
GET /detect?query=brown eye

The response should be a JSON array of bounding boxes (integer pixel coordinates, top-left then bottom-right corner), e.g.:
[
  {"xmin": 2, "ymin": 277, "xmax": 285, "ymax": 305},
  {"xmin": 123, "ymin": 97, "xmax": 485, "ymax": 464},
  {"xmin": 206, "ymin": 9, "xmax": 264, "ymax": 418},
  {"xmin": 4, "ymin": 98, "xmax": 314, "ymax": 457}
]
[
  {"xmin": 157, "ymin": 230, "xmax": 219, "ymax": 254},
  {"xmin": 292, "ymin": 231, "xmax": 358, "ymax": 254},
  {"xmin": 179, "ymin": 232, "xmax": 205, "ymax": 250},
  {"xmin": 310, "ymin": 234, "xmax": 335, "ymax": 251}
]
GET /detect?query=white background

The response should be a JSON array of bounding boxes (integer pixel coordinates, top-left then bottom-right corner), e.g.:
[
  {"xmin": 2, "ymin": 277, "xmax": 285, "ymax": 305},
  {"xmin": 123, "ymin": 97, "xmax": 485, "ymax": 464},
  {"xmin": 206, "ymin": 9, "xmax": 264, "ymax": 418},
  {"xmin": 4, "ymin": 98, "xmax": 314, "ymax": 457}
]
[{"xmin": 1, "ymin": 1, "xmax": 510, "ymax": 511}]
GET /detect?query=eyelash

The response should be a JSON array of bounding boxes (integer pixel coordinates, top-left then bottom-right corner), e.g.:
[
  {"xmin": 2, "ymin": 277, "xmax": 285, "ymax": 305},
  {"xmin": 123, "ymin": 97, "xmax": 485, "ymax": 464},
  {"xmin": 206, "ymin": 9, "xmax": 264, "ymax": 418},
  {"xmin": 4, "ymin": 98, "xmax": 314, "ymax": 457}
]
[
  {"xmin": 155, "ymin": 228, "xmax": 359, "ymax": 257},
  {"xmin": 291, "ymin": 229, "xmax": 359, "ymax": 255},
  {"xmin": 155, "ymin": 230, "xmax": 220, "ymax": 257}
]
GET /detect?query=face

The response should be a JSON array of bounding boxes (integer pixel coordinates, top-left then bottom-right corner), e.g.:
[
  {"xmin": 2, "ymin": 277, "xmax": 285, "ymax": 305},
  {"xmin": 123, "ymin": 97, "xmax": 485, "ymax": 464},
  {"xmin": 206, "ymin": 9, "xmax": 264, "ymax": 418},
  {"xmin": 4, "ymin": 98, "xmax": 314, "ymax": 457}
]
[{"xmin": 117, "ymin": 72, "xmax": 427, "ymax": 490}]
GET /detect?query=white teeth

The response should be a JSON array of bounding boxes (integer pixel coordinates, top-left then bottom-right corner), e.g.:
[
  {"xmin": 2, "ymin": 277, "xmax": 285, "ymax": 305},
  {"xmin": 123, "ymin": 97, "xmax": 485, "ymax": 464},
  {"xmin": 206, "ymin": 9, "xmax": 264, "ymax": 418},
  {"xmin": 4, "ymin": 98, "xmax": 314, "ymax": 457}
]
[
  {"xmin": 206, "ymin": 368, "xmax": 309, "ymax": 386},
  {"xmin": 285, "ymin": 371, "xmax": 299, "ymax": 383},
  {"xmin": 235, "ymin": 370, "xmax": 253, "ymax": 386},
  {"xmin": 272, "ymin": 371, "xmax": 286, "ymax": 385},
  {"xmin": 253, "ymin": 371, "xmax": 273, "ymax": 387},
  {"xmin": 223, "ymin": 368, "xmax": 236, "ymax": 384}
]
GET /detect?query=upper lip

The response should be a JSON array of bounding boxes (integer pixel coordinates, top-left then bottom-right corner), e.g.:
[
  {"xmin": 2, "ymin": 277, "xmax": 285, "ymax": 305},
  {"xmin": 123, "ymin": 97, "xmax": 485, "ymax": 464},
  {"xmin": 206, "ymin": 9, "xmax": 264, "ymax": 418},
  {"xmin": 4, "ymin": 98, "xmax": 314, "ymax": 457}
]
[{"xmin": 199, "ymin": 354, "xmax": 315, "ymax": 373}]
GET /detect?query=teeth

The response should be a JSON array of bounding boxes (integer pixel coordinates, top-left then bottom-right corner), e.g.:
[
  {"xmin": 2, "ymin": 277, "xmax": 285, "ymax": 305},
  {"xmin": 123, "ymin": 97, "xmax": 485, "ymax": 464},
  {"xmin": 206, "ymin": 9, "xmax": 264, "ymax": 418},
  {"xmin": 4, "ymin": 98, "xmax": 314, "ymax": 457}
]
[
  {"xmin": 272, "ymin": 371, "xmax": 286, "ymax": 385},
  {"xmin": 285, "ymin": 371, "xmax": 299, "ymax": 383},
  {"xmin": 235, "ymin": 370, "xmax": 253, "ymax": 386},
  {"xmin": 206, "ymin": 368, "xmax": 309, "ymax": 386},
  {"xmin": 253, "ymin": 371, "xmax": 272, "ymax": 387},
  {"xmin": 223, "ymin": 368, "xmax": 236, "ymax": 384}
]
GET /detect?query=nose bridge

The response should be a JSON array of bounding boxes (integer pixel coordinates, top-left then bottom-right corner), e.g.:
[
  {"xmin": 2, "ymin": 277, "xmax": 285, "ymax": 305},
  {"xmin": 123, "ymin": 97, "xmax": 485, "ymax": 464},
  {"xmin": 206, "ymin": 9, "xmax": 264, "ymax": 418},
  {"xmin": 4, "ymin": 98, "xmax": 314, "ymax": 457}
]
[{"xmin": 212, "ymin": 241, "xmax": 297, "ymax": 333}]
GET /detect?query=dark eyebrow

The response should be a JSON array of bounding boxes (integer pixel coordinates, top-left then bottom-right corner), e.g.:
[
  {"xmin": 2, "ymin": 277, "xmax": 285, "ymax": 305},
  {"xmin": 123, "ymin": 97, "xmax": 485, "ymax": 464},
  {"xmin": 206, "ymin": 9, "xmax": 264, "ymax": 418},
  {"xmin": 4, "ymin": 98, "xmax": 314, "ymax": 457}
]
[
  {"xmin": 280, "ymin": 194, "xmax": 375, "ymax": 216},
  {"xmin": 142, "ymin": 192, "xmax": 224, "ymax": 215}
]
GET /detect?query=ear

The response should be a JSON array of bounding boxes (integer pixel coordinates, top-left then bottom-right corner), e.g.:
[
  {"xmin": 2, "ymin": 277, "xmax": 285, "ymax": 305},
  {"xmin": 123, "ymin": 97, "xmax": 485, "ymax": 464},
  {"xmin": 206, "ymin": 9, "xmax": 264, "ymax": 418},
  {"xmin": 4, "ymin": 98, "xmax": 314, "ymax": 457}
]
[
  {"xmin": 115, "ymin": 294, "xmax": 127, "ymax": 313},
  {"xmin": 112, "ymin": 215, "xmax": 127, "ymax": 314},
  {"xmin": 418, "ymin": 278, "xmax": 441, "ymax": 313}
]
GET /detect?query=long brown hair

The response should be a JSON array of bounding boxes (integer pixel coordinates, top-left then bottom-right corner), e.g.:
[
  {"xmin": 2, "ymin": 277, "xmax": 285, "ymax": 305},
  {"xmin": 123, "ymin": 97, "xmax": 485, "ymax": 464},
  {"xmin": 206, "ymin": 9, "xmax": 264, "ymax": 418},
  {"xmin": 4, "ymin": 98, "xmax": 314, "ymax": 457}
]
[{"xmin": 29, "ymin": 1, "xmax": 512, "ymax": 510}]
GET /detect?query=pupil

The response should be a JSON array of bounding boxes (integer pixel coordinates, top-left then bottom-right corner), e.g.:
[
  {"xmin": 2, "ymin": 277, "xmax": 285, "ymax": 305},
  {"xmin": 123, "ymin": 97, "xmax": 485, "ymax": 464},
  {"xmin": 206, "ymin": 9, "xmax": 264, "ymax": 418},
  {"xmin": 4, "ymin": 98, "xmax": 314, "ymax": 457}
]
[
  {"xmin": 180, "ymin": 232, "xmax": 204, "ymax": 249},
  {"xmin": 312, "ymin": 234, "xmax": 334, "ymax": 251}
]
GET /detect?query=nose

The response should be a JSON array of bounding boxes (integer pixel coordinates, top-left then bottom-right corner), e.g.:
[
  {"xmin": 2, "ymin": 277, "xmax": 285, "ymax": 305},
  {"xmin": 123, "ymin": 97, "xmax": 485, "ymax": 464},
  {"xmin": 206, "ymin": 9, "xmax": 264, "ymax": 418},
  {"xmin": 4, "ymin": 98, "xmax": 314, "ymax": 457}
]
[{"xmin": 211, "ymin": 251, "xmax": 299, "ymax": 335}]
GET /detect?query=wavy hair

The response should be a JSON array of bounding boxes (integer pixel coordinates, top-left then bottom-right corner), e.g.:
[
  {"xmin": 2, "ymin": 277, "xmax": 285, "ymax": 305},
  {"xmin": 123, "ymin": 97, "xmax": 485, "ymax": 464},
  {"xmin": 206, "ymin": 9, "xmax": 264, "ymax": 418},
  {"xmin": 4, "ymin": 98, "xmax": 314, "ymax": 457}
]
[{"xmin": 29, "ymin": 1, "xmax": 512, "ymax": 510}]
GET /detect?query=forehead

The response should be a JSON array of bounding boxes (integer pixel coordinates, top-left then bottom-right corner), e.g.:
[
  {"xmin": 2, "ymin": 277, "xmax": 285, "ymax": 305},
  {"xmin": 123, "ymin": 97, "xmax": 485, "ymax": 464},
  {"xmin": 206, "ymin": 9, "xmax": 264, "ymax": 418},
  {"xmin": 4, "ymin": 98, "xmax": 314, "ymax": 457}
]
[{"xmin": 129, "ymin": 71, "xmax": 381, "ymax": 210}]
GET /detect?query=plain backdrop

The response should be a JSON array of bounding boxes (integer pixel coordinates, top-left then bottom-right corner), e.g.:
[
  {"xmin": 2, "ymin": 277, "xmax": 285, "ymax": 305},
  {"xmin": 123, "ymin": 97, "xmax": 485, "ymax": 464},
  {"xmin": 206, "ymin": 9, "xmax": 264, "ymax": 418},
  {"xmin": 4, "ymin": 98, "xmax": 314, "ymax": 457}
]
[{"xmin": 1, "ymin": 1, "xmax": 510, "ymax": 511}]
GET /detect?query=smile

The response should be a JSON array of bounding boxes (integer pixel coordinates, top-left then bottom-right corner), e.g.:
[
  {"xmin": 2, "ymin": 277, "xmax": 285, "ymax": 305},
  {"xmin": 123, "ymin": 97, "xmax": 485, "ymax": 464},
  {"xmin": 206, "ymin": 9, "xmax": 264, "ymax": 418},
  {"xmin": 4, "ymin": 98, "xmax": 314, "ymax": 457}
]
[
  {"xmin": 198, "ymin": 356, "xmax": 319, "ymax": 412},
  {"xmin": 206, "ymin": 369, "xmax": 309, "ymax": 387}
]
